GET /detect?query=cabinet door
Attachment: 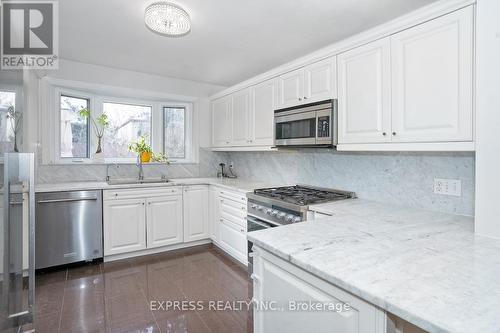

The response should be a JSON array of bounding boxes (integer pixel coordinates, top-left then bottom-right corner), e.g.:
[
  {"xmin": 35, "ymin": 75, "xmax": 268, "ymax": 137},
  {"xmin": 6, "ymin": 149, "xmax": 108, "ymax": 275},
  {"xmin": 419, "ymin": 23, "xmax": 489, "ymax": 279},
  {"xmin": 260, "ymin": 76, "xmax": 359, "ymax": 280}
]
[
  {"xmin": 277, "ymin": 68, "xmax": 304, "ymax": 109},
  {"xmin": 250, "ymin": 79, "xmax": 276, "ymax": 146},
  {"xmin": 183, "ymin": 185, "xmax": 209, "ymax": 242},
  {"xmin": 232, "ymin": 88, "xmax": 252, "ymax": 146},
  {"xmin": 304, "ymin": 57, "xmax": 337, "ymax": 103},
  {"xmin": 212, "ymin": 96, "xmax": 232, "ymax": 147},
  {"xmin": 218, "ymin": 219, "xmax": 247, "ymax": 265},
  {"xmin": 253, "ymin": 249, "xmax": 385, "ymax": 333},
  {"xmin": 146, "ymin": 195, "xmax": 183, "ymax": 249},
  {"xmin": 391, "ymin": 6, "xmax": 473, "ymax": 143},
  {"xmin": 208, "ymin": 188, "xmax": 220, "ymax": 242},
  {"xmin": 103, "ymin": 198, "xmax": 146, "ymax": 256},
  {"xmin": 337, "ymin": 37, "xmax": 392, "ymax": 144}
]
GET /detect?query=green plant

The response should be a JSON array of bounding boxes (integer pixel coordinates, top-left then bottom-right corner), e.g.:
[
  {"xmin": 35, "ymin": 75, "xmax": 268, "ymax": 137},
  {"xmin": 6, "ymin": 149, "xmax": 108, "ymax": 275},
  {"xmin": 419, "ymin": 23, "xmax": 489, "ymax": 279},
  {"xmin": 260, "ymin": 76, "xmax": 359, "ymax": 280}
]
[
  {"xmin": 128, "ymin": 135, "xmax": 153, "ymax": 154},
  {"xmin": 151, "ymin": 152, "xmax": 170, "ymax": 164},
  {"xmin": 79, "ymin": 108, "xmax": 110, "ymax": 154}
]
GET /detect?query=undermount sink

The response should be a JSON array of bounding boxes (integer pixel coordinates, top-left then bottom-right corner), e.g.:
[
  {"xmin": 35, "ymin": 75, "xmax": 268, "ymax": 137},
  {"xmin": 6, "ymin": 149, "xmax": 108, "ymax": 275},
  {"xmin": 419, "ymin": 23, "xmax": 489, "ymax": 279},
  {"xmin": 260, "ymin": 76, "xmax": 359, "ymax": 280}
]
[{"xmin": 106, "ymin": 178, "xmax": 170, "ymax": 185}]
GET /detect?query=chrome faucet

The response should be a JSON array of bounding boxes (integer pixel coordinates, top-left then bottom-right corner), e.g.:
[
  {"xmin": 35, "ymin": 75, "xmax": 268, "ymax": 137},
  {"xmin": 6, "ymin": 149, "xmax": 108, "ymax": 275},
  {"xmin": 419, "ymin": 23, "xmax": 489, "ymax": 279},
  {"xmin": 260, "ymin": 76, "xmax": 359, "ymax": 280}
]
[
  {"xmin": 106, "ymin": 163, "xmax": 120, "ymax": 182},
  {"xmin": 137, "ymin": 156, "xmax": 144, "ymax": 181}
]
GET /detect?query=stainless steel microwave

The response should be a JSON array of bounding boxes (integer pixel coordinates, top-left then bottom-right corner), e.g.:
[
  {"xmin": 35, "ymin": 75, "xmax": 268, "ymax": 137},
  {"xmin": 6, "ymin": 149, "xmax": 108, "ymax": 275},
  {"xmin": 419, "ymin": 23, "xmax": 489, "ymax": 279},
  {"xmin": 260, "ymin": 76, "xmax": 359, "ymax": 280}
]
[{"xmin": 274, "ymin": 100, "xmax": 337, "ymax": 147}]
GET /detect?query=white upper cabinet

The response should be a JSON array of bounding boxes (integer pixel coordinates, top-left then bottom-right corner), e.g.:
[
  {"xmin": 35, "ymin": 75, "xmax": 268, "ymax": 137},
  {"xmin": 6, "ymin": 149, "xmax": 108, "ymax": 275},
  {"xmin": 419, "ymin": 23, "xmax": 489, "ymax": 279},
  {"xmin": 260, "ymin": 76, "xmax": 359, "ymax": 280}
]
[
  {"xmin": 277, "ymin": 68, "xmax": 304, "ymax": 109},
  {"xmin": 183, "ymin": 185, "xmax": 210, "ymax": 242},
  {"xmin": 390, "ymin": 6, "xmax": 474, "ymax": 143},
  {"xmin": 338, "ymin": 37, "xmax": 392, "ymax": 144},
  {"xmin": 277, "ymin": 56, "xmax": 337, "ymax": 109},
  {"xmin": 232, "ymin": 88, "xmax": 252, "ymax": 146},
  {"xmin": 146, "ymin": 195, "xmax": 183, "ymax": 249},
  {"xmin": 212, "ymin": 96, "xmax": 232, "ymax": 147},
  {"xmin": 251, "ymin": 79, "xmax": 277, "ymax": 146},
  {"xmin": 304, "ymin": 57, "xmax": 337, "ymax": 103}
]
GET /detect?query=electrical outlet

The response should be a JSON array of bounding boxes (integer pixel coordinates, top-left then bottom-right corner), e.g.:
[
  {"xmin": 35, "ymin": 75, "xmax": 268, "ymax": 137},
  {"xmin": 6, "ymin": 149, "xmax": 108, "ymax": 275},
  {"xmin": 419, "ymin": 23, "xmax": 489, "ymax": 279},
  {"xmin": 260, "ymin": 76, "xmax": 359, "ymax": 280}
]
[{"xmin": 434, "ymin": 178, "xmax": 462, "ymax": 197}]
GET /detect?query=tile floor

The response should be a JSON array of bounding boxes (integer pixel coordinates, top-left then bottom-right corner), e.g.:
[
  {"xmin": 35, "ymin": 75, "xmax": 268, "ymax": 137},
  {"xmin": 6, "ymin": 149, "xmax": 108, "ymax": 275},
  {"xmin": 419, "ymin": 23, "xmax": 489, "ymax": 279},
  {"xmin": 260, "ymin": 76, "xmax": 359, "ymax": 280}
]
[{"xmin": 23, "ymin": 244, "xmax": 252, "ymax": 333}]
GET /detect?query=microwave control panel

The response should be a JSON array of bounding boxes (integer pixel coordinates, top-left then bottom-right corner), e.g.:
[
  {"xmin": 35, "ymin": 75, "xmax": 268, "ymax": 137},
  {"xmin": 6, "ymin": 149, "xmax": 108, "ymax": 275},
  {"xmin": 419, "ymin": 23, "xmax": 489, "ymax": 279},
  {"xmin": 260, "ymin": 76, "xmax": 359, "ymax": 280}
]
[{"xmin": 317, "ymin": 116, "xmax": 330, "ymax": 138}]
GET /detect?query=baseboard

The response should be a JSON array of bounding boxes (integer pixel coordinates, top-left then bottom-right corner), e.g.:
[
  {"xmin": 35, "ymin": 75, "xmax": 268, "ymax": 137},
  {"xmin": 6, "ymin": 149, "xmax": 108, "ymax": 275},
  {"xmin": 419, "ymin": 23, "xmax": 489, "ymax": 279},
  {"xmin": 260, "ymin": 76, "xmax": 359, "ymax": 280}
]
[{"xmin": 103, "ymin": 239, "xmax": 212, "ymax": 262}]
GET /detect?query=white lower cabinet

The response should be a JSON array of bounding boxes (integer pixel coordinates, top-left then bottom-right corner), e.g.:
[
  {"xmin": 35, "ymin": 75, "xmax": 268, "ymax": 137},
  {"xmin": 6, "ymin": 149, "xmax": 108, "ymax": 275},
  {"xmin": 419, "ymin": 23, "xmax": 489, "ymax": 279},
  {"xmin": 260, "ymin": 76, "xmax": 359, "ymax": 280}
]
[
  {"xmin": 103, "ymin": 187, "xmax": 184, "ymax": 257},
  {"xmin": 183, "ymin": 185, "xmax": 210, "ymax": 242},
  {"xmin": 213, "ymin": 188, "xmax": 248, "ymax": 265},
  {"xmin": 146, "ymin": 195, "xmax": 183, "ymax": 249},
  {"xmin": 103, "ymin": 198, "xmax": 147, "ymax": 256},
  {"xmin": 103, "ymin": 185, "xmax": 248, "ymax": 263},
  {"xmin": 208, "ymin": 187, "xmax": 221, "ymax": 242},
  {"xmin": 253, "ymin": 247, "xmax": 386, "ymax": 333},
  {"xmin": 219, "ymin": 218, "xmax": 247, "ymax": 264}
]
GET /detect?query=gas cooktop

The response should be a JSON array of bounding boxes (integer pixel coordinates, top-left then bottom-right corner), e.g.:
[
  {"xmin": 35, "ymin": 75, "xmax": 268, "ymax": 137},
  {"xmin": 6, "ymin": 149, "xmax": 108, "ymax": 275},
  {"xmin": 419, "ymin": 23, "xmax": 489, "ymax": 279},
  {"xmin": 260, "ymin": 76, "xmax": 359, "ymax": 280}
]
[{"xmin": 253, "ymin": 185, "xmax": 355, "ymax": 206}]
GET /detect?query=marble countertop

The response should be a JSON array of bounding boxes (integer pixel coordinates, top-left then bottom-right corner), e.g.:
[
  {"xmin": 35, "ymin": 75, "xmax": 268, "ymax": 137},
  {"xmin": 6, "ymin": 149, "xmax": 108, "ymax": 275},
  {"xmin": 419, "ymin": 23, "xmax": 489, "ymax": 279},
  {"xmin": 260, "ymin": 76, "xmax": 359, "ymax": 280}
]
[
  {"xmin": 35, "ymin": 177, "xmax": 276, "ymax": 194},
  {"xmin": 248, "ymin": 199, "xmax": 500, "ymax": 333}
]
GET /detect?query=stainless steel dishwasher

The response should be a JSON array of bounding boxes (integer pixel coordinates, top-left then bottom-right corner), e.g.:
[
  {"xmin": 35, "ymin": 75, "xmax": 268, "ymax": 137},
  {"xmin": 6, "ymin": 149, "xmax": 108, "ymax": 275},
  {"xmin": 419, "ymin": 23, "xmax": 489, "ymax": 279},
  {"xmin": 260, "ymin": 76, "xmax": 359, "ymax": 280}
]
[{"xmin": 35, "ymin": 190, "xmax": 103, "ymax": 269}]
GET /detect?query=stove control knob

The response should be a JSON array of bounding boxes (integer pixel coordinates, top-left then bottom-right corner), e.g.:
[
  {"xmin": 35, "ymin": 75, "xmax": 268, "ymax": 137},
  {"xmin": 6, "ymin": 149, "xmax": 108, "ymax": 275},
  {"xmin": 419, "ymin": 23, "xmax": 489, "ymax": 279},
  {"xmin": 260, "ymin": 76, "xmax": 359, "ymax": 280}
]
[
  {"xmin": 285, "ymin": 215, "xmax": 294, "ymax": 222},
  {"xmin": 293, "ymin": 217, "xmax": 302, "ymax": 223},
  {"xmin": 278, "ymin": 212, "xmax": 286, "ymax": 219},
  {"xmin": 251, "ymin": 204, "xmax": 257, "ymax": 209},
  {"xmin": 271, "ymin": 210, "xmax": 279, "ymax": 217},
  {"xmin": 266, "ymin": 209, "xmax": 273, "ymax": 215}
]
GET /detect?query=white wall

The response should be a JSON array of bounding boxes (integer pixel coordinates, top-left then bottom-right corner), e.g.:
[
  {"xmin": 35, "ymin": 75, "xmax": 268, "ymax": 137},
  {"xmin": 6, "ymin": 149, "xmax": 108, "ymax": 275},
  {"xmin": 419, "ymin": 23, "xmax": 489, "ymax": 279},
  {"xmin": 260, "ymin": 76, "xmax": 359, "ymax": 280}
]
[{"xmin": 475, "ymin": 0, "xmax": 500, "ymax": 238}]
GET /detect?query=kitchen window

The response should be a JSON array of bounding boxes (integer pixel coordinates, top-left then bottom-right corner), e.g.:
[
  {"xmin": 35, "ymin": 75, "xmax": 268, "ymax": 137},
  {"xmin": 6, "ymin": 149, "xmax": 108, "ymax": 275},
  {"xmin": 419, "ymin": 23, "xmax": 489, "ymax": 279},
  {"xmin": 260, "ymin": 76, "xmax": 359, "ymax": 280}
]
[
  {"xmin": 0, "ymin": 90, "xmax": 16, "ymax": 142},
  {"xmin": 45, "ymin": 84, "xmax": 194, "ymax": 164},
  {"xmin": 102, "ymin": 102, "xmax": 152, "ymax": 159},
  {"xmin": 164, "ymin": 106, "xmax": 186, "ymax": 159},
  {"xmin": 60, "ymin": 95, "xmax": 90, "ymax": 158}
]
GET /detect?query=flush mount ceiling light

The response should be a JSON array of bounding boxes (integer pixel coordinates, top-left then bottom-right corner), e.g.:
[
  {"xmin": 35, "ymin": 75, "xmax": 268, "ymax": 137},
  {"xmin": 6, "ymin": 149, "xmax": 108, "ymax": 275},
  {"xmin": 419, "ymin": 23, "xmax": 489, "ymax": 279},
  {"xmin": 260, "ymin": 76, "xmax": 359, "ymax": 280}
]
[{"xmin": 145, "ymin": 2, "xmax": 191, "ymax": 37}]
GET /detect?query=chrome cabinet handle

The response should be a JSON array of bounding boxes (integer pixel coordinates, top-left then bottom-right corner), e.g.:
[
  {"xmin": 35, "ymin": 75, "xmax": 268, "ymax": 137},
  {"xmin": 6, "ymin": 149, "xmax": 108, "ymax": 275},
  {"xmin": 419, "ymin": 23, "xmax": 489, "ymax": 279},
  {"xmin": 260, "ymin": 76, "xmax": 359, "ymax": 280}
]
[
  {"xmin": 250, "ymin": 274, "xmax": 261, "ymax": 283},
  {"xmin": 37, "ymin": 197, "xmax": 98, "ymax": 204}
]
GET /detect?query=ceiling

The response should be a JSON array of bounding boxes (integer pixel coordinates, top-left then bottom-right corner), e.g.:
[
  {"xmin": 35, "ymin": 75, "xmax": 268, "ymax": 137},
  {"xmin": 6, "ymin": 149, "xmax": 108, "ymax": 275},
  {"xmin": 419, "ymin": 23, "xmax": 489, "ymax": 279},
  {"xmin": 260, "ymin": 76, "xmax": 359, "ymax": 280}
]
[{"xmin": 59, "ymin": 0, "xmax": 438, "ymax": 87}]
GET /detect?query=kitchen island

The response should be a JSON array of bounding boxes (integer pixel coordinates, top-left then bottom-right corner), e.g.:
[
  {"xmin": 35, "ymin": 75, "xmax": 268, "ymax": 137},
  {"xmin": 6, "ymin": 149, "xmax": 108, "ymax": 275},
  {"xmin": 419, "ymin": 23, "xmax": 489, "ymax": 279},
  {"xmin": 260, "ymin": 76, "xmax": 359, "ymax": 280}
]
[{"xmin": 248, "ymin": 199, "xmax": 499, "ymax": 333}]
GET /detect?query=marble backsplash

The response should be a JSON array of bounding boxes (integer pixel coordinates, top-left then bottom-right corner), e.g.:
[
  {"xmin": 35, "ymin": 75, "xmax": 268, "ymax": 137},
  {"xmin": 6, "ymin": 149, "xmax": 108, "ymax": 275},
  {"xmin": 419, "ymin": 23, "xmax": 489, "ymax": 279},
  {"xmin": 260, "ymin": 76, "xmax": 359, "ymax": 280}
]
[
  {"xmin": 35, "ymin": 148, "xmax": 222, "ymax": 183},
  {"xmin": 33, "ymin": 148, "xmax": 475, "ymax": 216},
  {"xmin": 213, "ymin": 149, "xmax": 475, "ymax": 216}
]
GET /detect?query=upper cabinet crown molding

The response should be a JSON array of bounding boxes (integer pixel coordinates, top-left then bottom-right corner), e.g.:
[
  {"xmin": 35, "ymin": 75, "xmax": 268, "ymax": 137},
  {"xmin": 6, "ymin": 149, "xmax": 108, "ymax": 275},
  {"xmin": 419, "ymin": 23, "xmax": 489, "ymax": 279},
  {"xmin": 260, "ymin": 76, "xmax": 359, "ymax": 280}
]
[{"xmin": 209, "ymin": 0, "xmax": 475, "ymax": 101}]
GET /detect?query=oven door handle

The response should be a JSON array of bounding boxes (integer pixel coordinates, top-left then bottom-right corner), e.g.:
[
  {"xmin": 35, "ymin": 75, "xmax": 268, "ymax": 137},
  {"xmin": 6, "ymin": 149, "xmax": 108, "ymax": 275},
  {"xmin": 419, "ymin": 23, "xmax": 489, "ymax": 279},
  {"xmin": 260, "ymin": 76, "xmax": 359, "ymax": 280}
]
[{"xmin": 247, "ymin": 216, "xmax": 278, "ymax": 228}]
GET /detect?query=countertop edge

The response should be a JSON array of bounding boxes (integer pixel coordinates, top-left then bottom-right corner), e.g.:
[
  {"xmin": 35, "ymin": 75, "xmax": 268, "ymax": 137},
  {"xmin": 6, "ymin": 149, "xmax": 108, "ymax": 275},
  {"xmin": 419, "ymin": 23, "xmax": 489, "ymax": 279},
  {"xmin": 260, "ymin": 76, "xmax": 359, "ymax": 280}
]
[{"xmin": 34, "ymin": 178, "xmax": 262, "ymax": 194}]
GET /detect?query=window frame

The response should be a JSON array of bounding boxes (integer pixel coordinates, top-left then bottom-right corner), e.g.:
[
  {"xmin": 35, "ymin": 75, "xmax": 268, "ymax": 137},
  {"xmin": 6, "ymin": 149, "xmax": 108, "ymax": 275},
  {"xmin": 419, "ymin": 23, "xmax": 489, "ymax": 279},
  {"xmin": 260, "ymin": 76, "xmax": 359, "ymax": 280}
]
[
  {"xmin": 0, "ymin": 84, "xmax": 23, "ymax": 144},
  {"xmin": 161, "ymin": 102, "xmax": 192, "ymax": 163},
  {"xmin": 46, "ymin": 85, "xmax": 195, "ymax": 165},
  {"xmin": 100, "ymin": 97, "xmax": 154, "ymax": 164},
  {"xmin": 59, "ymin": 93, "xmax": 91, "ymax": 160}
]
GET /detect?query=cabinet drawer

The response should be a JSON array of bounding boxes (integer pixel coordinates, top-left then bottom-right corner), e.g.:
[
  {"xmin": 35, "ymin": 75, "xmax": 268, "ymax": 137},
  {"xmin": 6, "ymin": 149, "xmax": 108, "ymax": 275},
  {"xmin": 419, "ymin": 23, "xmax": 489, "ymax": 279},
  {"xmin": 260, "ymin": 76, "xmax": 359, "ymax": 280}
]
[
  {"xmin": 218, "ymin": 188, "xmax": 247, "ymax": 204},
  {"xmin": 221, "ymin": 197, "xmax": 246, "ymax": 216},
  {"xmin": 104, "ymin": 187, "xmax": 181, "ymax": 200},
  {"xmin": 219, "ymin": 219, "xmax": 247, "ymax": 264}
]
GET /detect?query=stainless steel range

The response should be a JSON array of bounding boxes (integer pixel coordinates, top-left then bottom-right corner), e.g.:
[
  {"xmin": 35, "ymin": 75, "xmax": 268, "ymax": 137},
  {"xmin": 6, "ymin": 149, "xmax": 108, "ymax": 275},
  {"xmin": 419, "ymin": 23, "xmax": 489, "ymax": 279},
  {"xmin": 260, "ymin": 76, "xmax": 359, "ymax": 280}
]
[{"xmin": 246, "ymin": 185, "xmax": 356, "ymax": 273}]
